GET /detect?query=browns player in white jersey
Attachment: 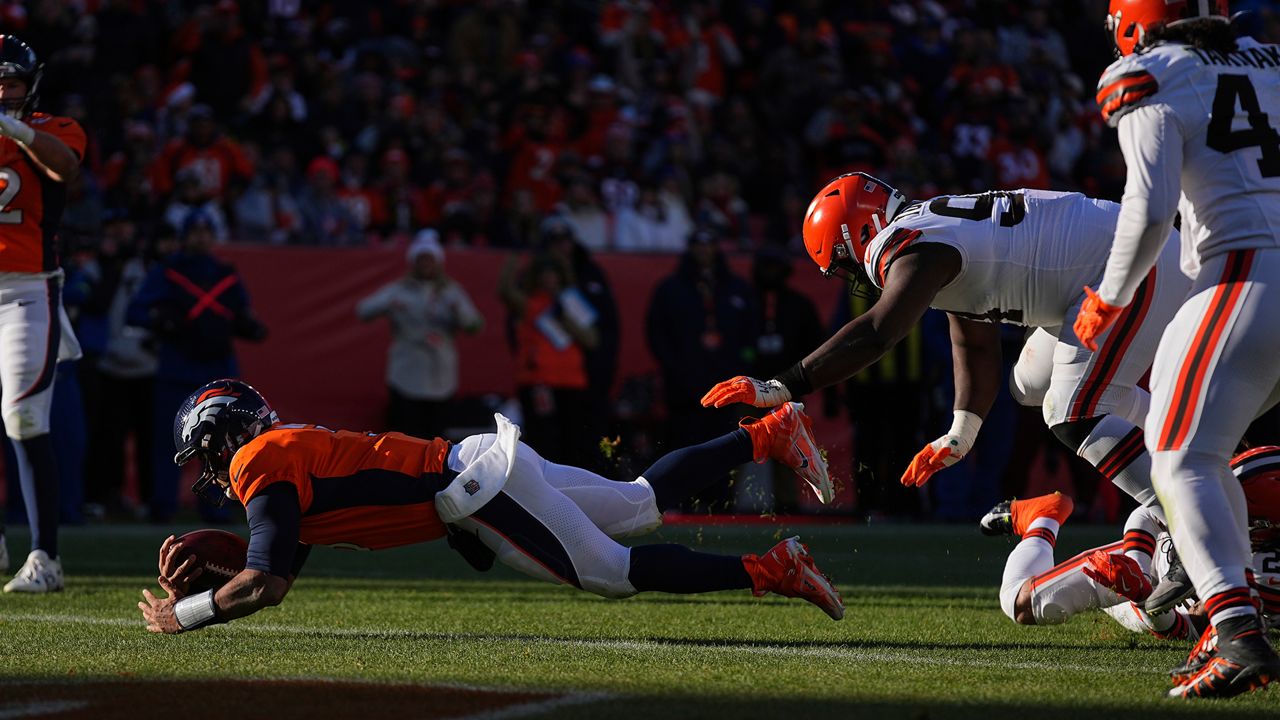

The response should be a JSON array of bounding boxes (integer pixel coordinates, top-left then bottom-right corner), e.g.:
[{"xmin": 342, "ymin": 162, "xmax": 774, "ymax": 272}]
[
  {"xmin": 1073, "ymin": 0, "xmax": 1280, "ymax": 698},
  {"xmin": 979, "ymin": 446, "xmax": 1280, "ymax": 653},
  {"xmin": 701, "ymin": 174, "xmax": 1189, "ymax": 530},
  {"xmin": 0, "ymin": 36, "xmax": 86, "ymax": 593}
]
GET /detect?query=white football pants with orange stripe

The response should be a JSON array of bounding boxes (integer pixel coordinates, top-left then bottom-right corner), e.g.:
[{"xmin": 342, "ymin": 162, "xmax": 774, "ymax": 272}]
[
  {"xmin": 1011, "ymin": 238, "xmax": 1190, "ymax": 520},
  {"xmin": 999, "ymin": 506, "xmax": 1192, "ymax": 637},
  {"xmin": 0, "ymin": 272, "xmax": 80, "ymax": 439},
  {"xmin": 1148, "ymin": 248, "xmax": 1280, "ymax": 609}
]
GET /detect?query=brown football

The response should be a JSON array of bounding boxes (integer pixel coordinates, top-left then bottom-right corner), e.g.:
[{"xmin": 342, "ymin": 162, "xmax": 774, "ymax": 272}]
[{"xmin": 173, "ymin": 529, "xmax": 248, "ymax": 592}]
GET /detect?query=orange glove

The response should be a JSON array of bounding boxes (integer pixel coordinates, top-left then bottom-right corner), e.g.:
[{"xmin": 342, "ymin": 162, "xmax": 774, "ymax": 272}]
[
  {"xmin": 1082, "ymin": 550, "xmax": 1152, "ymax": 603},
  {"xmin": 1073, "ymin": 286, "xmax": 1125, "ymax": 352},
  {"xmin": 900, "ymin": 443, "xmax": 958, "ymax": 487},
  {"xmin": 901, "ymin": 411, "xmax": 980, "ymax": 487},
  {"xmin": 700, "ymin": 376, "xmax": 792, "ymax": 409}
]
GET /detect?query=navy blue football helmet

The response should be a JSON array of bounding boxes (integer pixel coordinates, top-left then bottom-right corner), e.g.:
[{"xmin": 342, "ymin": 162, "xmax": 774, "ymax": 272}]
[
  {"xmin": 174, "ymin": 379, "xmax": 278, "ymax": 506},
  {"xmin": 0, "ymin": 36, "xmax": 42, "ymax": 118}
]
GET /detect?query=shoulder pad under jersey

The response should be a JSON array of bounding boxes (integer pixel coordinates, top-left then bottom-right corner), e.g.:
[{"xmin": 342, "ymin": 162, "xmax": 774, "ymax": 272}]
[{"xmin": 1097, "ymin": 43, "xmax": 1193, "ymax": 127}]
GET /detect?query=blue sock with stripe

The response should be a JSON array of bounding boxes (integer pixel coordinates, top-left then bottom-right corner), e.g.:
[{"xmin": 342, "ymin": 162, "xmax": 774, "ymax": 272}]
[
  {"xmin": 13, "ymin": 434, "xmax": 59, "ymax": 557},
  {"xmin": 639, "ymin": 429, "xmax": 753, "ymax": 510}
]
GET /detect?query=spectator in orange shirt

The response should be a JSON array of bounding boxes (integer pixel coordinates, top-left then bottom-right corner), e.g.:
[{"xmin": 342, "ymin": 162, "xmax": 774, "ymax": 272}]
[
  {"xmin": 499, "ymin": 250, "xmax": 598, "ymax": 467},
  {"xmin": 150, "ymin": 105, "xmax": 253, "ymax": 206},
  {"xmin": 504, "ymin": 103, "xmax": 563, "ymax": 214},
  {"xmin": 988, "ymin": 101, "xmax": 1050, "ymax": 191}
]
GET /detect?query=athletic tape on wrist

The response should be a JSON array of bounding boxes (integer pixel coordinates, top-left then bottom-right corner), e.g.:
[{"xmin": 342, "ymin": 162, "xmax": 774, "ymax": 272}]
[
  {"xmin": 174, "ymin": 589, "xmax": 220, "ymax": 631},
  {"xmin": 947, "ymin": 410, "xmax": 983, "ymax": 448}
]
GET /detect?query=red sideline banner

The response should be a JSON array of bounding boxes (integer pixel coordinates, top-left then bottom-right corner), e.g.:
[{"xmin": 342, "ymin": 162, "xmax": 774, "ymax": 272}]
[
  {"xmin": 226, "ymin": 245, "xmax": 857, "ymax": 510},
  {"xmin": 0, "ymin": 246, "xmax": 858, "ymax": 512},
  {"xmin": 224, "ymin": 245, "xmax": 847, "ymax": 430}
]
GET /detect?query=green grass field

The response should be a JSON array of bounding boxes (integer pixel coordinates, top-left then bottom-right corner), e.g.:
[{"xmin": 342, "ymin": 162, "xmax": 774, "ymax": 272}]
[{"xmin": 1, "ymin": 521, "xmax": 1276, "ymax": 719}]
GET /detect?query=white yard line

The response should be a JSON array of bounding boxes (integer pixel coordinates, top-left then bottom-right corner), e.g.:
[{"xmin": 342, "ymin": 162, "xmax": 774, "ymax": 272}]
[
  {"xmin": 449, "ymin": 693, "xmax": 613, "ymax": 720},
  {"xmin": 0, "ymin": 701, "xmax": 91, "ymax": 719},
  {"xmin": 0, "ymin": 612, "xmax": 1167, "ymax": 674}
]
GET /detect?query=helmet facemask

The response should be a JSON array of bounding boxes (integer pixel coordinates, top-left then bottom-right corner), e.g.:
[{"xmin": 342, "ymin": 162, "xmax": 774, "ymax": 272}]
[
  {"xmin": 0, "ymin": 72, "xmax": 39, "ymax": 118},
  {"xmin": 173, "ymin": 380, "xmax": 279, "ymax": 507},
  {"xmin": 177, "ymin": 418, "xmax": 238, "ymax": 507},
  {"xmin": 825, "ymin": 242, "xmax": 882, "ymax": 301}
]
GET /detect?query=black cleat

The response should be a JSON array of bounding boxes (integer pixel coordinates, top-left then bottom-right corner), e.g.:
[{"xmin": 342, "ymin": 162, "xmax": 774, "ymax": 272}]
[
  {"xmin": 1169, "ymin": 615, "xmax": 1280, "ymax": 699},
  {"xmin": 1170, "ymin": 624, "xmax": 1218, "ymax": 687},
  {"xmin": 1145, "ymin": 543, "xmax": 1197, "ymax": 614},
  {"xmin": 979, "ymin": 500, "xmax": 1014, "ymax": 536}
]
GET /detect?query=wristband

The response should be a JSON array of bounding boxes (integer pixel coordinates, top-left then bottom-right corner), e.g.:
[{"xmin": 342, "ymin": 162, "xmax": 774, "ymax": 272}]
[
  {"xmin": 774, "ymin": 361, "xmax": 813, "ymax": 398},
  {"xmin": 5, "ymin": 119, "xmax": 34, "ymax": 147},
  {"xmin": 174, "ymin": 589, "xmax": 221, "ymax": 632},
  {"xmin": 947, "ymin": 410, "xmax": 983, "ymax": 448}
]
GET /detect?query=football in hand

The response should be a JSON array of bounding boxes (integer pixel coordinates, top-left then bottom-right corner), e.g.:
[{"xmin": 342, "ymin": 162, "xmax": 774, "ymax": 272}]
[{"xmin": 173, "ymin": 529, "xmax": 248, "ymax": 592}]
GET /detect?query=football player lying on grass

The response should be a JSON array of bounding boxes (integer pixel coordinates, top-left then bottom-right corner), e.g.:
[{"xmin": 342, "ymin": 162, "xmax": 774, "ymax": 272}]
[
  {"xmin": 138, "ymin": 379, "xmax": 843, "ymax": 633},
  {"xmin": 702, "ymin": 175, "xmax": 1190, "ymax": 538},
  {"xmin": 983, "ymin": 446, "xmax": 1280, "ymax": 654}
]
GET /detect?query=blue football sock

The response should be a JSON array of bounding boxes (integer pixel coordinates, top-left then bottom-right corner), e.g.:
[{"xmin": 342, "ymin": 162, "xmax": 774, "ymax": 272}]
[
  {"xmin": 13, "ymin": 434, "xmax": 59, "ymax": 558},
  {"xmin": 642, "ymin": 428, "xmax": 753, "ymax": 510},
  {"xmin": 628, "ymin": 544, "xmax": 751, "ymax": 593}
]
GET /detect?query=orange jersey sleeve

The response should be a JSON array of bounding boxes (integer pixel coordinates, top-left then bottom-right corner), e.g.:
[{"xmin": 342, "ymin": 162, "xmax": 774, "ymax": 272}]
[
  {"xmin": 0, "ymin": 114, "xmax": 85, "ymax": 273},
  {"xmin": 230, "ymin": 426, "xmax": 453, "ymax": 550},
  {"xmin": 29, "ymin": 114, "xmax": 87, "ymax": 161}
]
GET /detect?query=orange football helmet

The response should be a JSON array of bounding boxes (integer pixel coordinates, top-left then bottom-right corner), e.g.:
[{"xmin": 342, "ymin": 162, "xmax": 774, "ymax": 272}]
[
  {"xmin": 1106, "ymin": 0, "xmax": 1229, "ymax": 56},
  {"xmin": 802, "ymin": 173, "xmax": 907, "ymax": 277},
  {"xmin": 1232, "ymin": 445, "xmax": 1280, "ymax": 550}
]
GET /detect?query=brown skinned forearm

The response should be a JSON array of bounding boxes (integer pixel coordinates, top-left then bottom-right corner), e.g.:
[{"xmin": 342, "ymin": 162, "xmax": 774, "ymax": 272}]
[
  {"xmin": 212, "ymin": 569, "xmax": 291, "ymax": 621},
  {"xmin": 21, "ymin": 130, "xmax": 80, "ymax": 182},
  {"xmin": 802, "ymin": 314, "xmax": 898, "ymax": 390},
  {"xmin": 801, "ymin": 244, "xmax": 962, "ymax": 391},
  {"xmin": 947, "ymin": 313, "xmax": 1002, "ymax": 420}
]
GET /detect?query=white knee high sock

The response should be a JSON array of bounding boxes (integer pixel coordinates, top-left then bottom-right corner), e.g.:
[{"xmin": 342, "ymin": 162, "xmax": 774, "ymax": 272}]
[
  {"xmin": 1121, "ymin": 505, "xmax": 1162, "ymax": 577},
  {"xmin": 1153, "ymin": 449, "xmax": 1253, "ymax": 616},
  {"xmin": 1077, "ymin": 415, "xmax": 1166, "ymax": 526},
  {"xmin": 999, "ymin": 517, "xmax": 1060, "ymax": 621}
]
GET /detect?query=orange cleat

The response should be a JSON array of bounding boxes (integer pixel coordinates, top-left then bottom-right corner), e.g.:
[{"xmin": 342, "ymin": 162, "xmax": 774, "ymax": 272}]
[
  {"xmin": 1010, "ymin": 492, "xmax": 1074, "ymax": 537},
  {"xmin": 745, "ymin": 536, "xmax": 844, "ymax": 620},
  {"xmin": 739, "ymin": 402, "xmax": 833, "ymax": 504}
]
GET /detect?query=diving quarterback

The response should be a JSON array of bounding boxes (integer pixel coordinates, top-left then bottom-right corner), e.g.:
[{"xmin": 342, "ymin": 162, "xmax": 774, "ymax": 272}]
[
  {"xmin": 702, "ymin": 175, "xmax": 1189, "ymax": 533},
  {"xmin": 137, "ymin": 380, "xmax": 843, "ymax": 633},
  {"xmin": 1072, "ymin": 0, "xmax": 1280, "ymax": 698},
  {"xmin": 0, "ymin": 36, "xmax": 86, "ymax": 593}
]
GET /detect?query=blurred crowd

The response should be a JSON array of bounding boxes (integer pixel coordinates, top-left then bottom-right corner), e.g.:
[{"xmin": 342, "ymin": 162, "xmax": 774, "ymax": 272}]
[
  {"xmin": 23, "ymin": 0, "xmax": 1280, "ymax": 253},
  {"xmin": 5, "ymin": 0, "xmax": 1280, "ymax": 525}
]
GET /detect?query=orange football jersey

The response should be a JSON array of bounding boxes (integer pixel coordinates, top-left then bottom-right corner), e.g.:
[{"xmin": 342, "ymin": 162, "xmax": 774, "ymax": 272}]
[
  {"xmin": 229, "ymin": 425, "xmax": 453, "ymax": 550},
  {"xmin": 0, "ymin": 112, "xmax": 87, "ymax": 273}
]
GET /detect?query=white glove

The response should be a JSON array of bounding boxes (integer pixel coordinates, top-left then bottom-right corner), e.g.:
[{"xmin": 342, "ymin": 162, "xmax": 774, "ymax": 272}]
[{"xmin": 0, "ymin": 113, "xmax": 35, "ymax": 146}]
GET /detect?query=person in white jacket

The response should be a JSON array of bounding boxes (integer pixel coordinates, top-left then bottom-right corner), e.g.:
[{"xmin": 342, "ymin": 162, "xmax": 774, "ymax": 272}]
[{"xmin": 356, "ymin": 230, "xmax": 483, "ymax": 438}]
